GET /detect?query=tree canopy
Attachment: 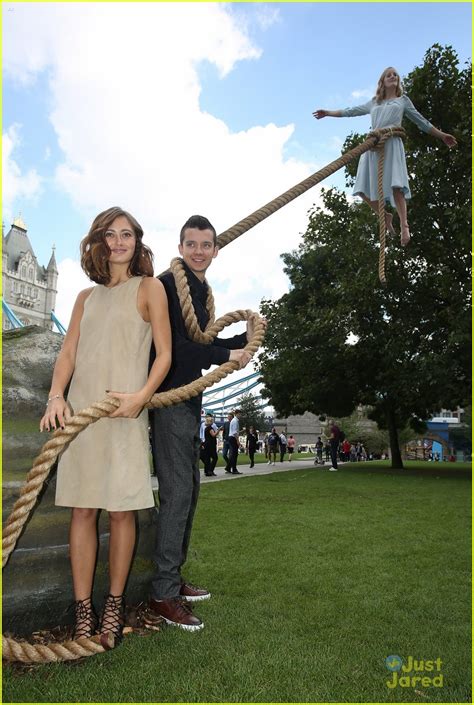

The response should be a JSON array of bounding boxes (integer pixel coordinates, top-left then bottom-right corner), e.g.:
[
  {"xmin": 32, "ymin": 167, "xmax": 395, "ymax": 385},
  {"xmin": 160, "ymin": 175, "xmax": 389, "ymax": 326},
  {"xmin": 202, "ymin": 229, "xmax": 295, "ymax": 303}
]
[
  {"xmin": 236, "ymin": 392, "xmax": 268, "ymax": 434},
  {"xmin": 259, "ymin": 45, "xmax": 471, "ymax": 468}
]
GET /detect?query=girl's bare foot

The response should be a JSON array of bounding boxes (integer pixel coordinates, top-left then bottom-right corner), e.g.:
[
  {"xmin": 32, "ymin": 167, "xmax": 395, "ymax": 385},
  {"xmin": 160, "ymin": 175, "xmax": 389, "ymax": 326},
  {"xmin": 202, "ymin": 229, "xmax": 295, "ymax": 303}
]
[
  {"xmin": 401, "ymin": 225, "xmax": 411, "ymax": 247},
  {"xmin": 385, "ymin": 211, "xmax": 396, "ymax": 236}
]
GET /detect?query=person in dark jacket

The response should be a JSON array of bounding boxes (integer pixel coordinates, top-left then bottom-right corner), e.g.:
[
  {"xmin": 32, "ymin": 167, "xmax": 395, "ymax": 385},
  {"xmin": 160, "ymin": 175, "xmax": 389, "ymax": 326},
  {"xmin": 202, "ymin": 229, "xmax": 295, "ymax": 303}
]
[
  {"xmin": 267, "ymin": 428, "xmax": 279, "ymax": 466},
  {"xmin": 147, "ymin": 215, "xmax": 255, "ymax": 631},
  {"xmin": 202, "ymin": 414, "xmax": 218, "ymax": 476},
  {"xmin": 246, "ymin": 426, "xmax": 258, "ymax": 468}
]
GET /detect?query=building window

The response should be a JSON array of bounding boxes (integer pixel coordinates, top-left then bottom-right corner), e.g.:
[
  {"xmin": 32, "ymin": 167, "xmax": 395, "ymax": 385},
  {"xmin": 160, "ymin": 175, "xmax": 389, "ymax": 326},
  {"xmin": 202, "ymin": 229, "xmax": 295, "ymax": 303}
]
[
  {"xmin": 27, "ymin": 286, "xmax": 31, "ymax": 296},
  {"xmin": 21, "ymin": 265, "xmax": 27, "ymax": 279},
  {"xmin": 20, "ymin": 284, "xmax": 24, "ymax": 295},
  {"xmin": 28, "ymin": 267, "xmax": 34, "ymax": 282}
]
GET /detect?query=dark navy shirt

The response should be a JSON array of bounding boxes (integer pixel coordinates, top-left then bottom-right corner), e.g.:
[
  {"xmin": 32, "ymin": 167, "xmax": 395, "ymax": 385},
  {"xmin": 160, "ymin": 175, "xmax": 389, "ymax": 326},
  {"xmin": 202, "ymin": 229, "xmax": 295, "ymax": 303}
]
[{"xmin": 150, "ymin": 261, "xmax": 247, "ymax": 392}]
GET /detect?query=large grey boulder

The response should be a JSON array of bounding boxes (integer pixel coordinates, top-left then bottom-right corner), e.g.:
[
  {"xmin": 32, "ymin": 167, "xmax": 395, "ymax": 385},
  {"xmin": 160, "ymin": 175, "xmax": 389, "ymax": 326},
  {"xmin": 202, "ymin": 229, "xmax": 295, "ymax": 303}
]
[{"xmin": 3, "ymin": 326, "xmax": 157, "ymax": 636}]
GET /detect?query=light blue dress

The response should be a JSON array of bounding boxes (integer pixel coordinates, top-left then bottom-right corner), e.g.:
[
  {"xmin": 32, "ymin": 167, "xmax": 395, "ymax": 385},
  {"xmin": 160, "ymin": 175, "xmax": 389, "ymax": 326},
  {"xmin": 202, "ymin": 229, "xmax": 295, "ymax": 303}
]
[{"xmin": 341, "ymin": 95, "xmax": 432, "ymax": 207}]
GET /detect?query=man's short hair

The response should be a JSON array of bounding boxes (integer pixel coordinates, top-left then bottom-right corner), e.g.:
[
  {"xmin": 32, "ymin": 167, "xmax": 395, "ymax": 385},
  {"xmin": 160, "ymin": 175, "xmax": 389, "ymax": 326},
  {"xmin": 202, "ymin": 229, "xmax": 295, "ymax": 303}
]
[
  {"xmin": 180, "ymin": 215, "xmax": 217, "ymax": 245},
  {"xmin": 233, "ymin": 409, "xmax": 241, "ymax": 414}
]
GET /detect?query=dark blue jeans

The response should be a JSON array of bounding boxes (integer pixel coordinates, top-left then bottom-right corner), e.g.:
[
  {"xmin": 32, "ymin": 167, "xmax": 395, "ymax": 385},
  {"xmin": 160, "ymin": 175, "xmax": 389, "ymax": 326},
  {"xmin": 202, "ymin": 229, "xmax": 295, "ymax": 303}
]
[{"xmin": 149, "ymin": 397, "xmax": 201, "ymax": 600}]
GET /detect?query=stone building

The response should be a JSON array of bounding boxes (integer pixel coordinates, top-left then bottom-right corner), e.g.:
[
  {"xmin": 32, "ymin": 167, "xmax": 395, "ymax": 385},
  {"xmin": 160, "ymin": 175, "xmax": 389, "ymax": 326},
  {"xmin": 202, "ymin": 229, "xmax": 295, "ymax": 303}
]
[
  {"xmin": 271, "ymin": 410, "xmax": 326, "ymax": 449},
  {"xmin": 2, "ymin": 215, "xmax": 58, "ymax": 331}
]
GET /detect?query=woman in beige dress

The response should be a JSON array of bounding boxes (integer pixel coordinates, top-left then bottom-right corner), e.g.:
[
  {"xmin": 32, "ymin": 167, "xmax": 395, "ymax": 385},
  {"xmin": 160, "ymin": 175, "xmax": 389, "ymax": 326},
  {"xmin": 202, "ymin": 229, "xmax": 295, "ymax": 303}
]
[{"xmin": 40, "ymin": 207, "xmax": 171, "ymax": 642}]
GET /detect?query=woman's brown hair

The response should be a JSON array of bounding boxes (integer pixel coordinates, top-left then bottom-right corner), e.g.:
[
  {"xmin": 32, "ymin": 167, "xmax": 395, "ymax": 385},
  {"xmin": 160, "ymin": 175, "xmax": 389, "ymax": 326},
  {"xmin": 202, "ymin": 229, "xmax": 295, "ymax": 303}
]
[{"xmin": 80, "ymin": 206, "xmax": 154, "ymax": 284}]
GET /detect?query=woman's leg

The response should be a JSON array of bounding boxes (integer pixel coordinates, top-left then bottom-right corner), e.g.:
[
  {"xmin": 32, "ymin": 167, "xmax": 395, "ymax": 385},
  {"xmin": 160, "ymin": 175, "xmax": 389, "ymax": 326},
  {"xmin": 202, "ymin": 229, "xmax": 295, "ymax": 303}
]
[
  {"xmin": 360, "ymin": 194, "xmax": 396, "ymax": 235},
  {"xmin": 69, "ymin": 507, "xmax": 99, "ymax": 637},
  {"xmin": 392, "ymin": 188, "xmax": 410, "ymax": 246},
  {"xmin": 100, "ymin": 510, "xmax": 136, "ymax": 638},
  {"xmin": 108, "ymin": 510, "xmax": 136, "ymax": 596},
  {"xmin": 70, "ymin": 507, "xmax": 99, "ymax": 600}
]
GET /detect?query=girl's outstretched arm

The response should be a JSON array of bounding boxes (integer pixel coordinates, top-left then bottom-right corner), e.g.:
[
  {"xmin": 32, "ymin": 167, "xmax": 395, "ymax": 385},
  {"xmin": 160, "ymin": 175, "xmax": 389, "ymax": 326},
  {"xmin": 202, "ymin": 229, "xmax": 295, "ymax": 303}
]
[{"xmin": 313, "ymin": 109, "xmax": 343, "ymax": 119}]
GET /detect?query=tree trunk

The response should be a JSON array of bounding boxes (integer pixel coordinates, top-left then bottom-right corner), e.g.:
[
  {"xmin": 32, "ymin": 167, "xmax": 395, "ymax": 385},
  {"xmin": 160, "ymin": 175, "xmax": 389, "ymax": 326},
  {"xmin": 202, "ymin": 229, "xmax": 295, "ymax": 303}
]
[{"xmin": 386, "ymin": 403, "xmax": 404, "ymax": 469}]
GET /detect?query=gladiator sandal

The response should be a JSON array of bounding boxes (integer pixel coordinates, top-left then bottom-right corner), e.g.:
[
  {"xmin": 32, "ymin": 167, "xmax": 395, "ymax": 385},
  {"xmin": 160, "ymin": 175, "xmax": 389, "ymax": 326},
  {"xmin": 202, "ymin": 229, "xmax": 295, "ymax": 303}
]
[
  {"xmin": 72, "ymin": 597, "xmax": 98, "ymax": 639},
  {"xmin": 99, "ymin": 593, "xmax": 125, "ymax": 642}
]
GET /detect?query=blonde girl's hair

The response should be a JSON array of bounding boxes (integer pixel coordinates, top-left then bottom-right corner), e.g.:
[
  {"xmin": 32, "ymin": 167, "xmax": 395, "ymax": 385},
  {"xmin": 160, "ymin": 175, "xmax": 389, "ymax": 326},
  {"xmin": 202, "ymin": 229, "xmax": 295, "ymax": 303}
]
[{"xmin": 375, "ymin": 67, "xmax": 403, "ymax": 104}]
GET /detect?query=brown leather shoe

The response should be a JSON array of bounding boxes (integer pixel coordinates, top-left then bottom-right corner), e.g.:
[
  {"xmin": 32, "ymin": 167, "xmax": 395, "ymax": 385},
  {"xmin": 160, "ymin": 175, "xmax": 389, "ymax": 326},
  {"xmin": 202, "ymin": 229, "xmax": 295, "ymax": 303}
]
[
  {"xmin": 180, "ymin": 581, "xmax": 211, "ymax": 602},
  {"xmin": 148, "ymin": 597, "xmax": 204, "ymax": 631}
]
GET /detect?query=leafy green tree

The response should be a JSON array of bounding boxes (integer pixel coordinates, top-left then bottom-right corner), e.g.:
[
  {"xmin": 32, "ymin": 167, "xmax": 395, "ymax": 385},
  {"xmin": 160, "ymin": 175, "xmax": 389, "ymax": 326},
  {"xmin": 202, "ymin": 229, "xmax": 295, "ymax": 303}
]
[
  {"xmin": 236, "ymin": 392, "xmax": 267, "ymax": 434},
  {"xmin": 259, "ymin": 46, "xmax": 471, "ymax": 469}
]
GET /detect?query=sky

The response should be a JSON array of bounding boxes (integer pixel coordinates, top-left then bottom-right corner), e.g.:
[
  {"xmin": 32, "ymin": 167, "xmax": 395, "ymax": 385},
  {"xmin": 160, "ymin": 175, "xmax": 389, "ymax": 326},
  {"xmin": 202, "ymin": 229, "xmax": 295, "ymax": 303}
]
[{"xmin": 3, "ymin": 1, "xmax": 472, "ymax": 401}]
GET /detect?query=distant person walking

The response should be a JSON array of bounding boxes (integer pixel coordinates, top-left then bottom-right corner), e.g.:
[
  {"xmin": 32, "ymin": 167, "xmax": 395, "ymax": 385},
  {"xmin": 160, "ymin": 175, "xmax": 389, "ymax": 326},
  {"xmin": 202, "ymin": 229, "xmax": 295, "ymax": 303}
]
[
  {"xmin": 226, "ymin": 409, "xmax": 242, "ymax": 475},
  {"xmin": 279, "ymin": 431, "xmax": 288, "ymax": 462},
  {"xmin": 342, "ymin": 438, "xmax": 351, "ymax": 461},
  {"xmin": 202, "ymin": 414, "xmax": 218, "ymax": 476},
  {"xmin": 287, "ymin": 435, "xmax": 296, "ymax": 461},
  {"xmin": 221, "ymin": 412, "xmax": 234, "ymax": 465},
  {"xmin": 328, "ymin": 420, "xmax": 341, "ymax": 471},
  {"xmin": 315, "ymin": 436, "xmax": 324, "ymax": 465},
  {"xmin": 246, "ymin": 426, "xmax": 258, "ymax": 468},
  {"xmin": 267, "ymin": 428, "xmax": 279, "ymax": 466},
  {"xmin": 324, "ymin": 441, "xmax": 331, "ymax": 462}
]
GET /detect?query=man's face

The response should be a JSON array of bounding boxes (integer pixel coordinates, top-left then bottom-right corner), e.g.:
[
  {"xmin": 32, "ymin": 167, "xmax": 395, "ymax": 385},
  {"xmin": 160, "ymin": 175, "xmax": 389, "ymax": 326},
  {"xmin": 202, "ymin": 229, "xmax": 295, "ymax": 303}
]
[{"xmin": 179, "ymin": 228, "xmax": 218, "ymax": 280}]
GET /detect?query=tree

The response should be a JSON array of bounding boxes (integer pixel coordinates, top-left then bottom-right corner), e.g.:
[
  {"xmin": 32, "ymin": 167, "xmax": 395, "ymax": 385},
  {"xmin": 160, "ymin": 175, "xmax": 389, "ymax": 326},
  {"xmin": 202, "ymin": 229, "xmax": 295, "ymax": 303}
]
[
  {"xmin": 236, "ymin": 392, "xmax": 267, "ymax": 434},
  {"xmin": 259, "ymin": 46, "xmax": 471, "ymax": 469}
]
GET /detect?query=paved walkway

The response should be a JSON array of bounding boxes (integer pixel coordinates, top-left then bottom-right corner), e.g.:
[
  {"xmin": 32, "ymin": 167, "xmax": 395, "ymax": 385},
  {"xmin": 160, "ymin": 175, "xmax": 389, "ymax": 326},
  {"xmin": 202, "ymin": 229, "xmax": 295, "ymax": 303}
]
[{"xmin": 151, "ymin": 456, "xmax": 329, "ymax": 489}]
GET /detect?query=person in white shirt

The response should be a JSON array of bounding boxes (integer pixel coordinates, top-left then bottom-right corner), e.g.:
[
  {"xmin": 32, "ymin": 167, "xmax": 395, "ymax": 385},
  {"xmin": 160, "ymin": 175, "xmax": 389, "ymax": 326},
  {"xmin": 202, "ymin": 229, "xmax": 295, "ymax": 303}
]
[
  {"xmin": 226, "ymin": 409, "xmax": 242, "ymax": 475},
  {"xmin": 279, "ymin": 432, "xmax": 288, "ymax": 463}
]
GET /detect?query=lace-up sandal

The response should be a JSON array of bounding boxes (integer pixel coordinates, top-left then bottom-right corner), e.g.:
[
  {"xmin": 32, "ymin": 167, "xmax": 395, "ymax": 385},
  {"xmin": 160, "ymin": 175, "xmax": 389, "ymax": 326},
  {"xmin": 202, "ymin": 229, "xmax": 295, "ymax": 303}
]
[
  {"xmin": 72, "ymin": 597, "xmax": 98, "ymax": 639},
  {"xmin": 99, "ymin": 593, "xmax": 125, "ymax": 643}
]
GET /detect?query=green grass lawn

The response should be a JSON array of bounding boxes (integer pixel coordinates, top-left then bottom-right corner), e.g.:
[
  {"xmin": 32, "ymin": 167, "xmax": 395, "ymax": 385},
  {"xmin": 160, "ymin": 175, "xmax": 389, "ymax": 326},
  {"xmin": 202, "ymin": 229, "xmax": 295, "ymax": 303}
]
[{"xmin": 3, "ymin": 463, "xmax": 471, "ymax": 703}]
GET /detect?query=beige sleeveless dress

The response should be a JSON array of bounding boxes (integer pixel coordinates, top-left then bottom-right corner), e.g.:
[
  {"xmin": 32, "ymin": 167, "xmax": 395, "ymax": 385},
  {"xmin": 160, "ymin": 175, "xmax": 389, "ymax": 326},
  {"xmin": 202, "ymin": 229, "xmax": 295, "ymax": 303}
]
[{"xmin": 56, "ymin": 277, "xmax": 154, "ymax": 511}]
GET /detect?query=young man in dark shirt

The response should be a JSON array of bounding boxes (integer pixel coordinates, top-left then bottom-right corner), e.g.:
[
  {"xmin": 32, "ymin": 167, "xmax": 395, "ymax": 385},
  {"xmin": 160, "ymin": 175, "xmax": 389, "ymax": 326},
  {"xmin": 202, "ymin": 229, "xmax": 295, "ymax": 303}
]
[{"xmin": 147, "ymin": 215, "xmax": 253, "ymax": 631}]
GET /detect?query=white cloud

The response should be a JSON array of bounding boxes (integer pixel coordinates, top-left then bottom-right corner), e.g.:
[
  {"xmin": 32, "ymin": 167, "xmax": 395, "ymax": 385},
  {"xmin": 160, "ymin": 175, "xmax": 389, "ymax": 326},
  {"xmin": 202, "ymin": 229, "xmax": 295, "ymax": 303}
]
[
  {"xmin": 350, "ymin": 88, "xmax": 373, "ymax": 101},
  {"xmin": 5, "ymin": 3, "xmax": 324, "ymax": 335},
  {"xmin": 253, "ymin": 5, "xmax": 281, "ymax": 30},
  {"xmin": 2, "ymin": 124, "xmax": 42, "ymax": 216},
  {"xmin": 54, "ymin": 258, "xmax": 91, "ymax": 328}
]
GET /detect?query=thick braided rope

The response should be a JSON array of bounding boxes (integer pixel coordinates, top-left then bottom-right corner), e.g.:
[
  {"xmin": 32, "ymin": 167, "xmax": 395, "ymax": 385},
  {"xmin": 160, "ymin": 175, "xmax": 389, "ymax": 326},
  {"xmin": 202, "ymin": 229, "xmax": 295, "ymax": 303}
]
[
  {"xmin": 370, "ymin": 127, "xmax": 405, "ymax": 284},
  {"xmin": 170, "ymin": 257, "xmax": 247, "ymax": 345},
  {"xmin": 169, "ymin": 257, "xmax": 216, "ymax": 343},
  {"xmin": 2, "ymin": 310, "xmax": 264, "ymax": 663},
  {"xmin": 215, "ymin": 126, "xmax": 406, "ymax": 286},
  {"xmin": 377, "ymin": 141, "xmax": 387, "ymax": 285},
  {"xmin": 3, "ymin": 632, "xmax": 114, "ymax": 664}
]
